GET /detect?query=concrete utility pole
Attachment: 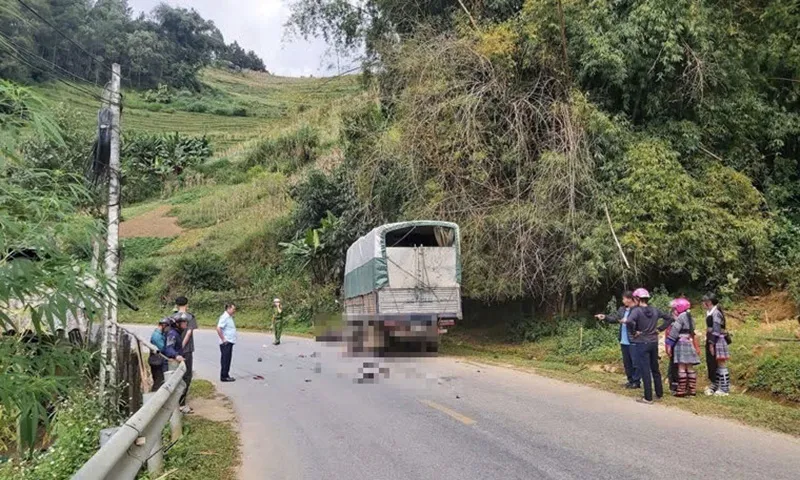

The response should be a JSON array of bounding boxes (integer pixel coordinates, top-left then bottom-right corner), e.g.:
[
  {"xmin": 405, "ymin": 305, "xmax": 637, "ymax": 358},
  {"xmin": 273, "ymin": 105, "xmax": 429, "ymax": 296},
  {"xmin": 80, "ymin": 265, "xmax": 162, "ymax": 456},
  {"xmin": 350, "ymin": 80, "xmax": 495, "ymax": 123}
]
[{"xmin": 100, "ymin": 63, "xmax": 122, "ymax": 398}]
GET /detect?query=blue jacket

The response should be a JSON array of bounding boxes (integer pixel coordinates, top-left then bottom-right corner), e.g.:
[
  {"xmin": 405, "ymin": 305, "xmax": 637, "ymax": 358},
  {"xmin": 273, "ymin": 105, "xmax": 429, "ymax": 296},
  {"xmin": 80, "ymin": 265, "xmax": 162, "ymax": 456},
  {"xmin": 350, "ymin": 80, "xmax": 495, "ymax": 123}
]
[
  {"xmin": 164, "ymin": 327, "xmax": 184, "ymax": 359},
  {"xmin": 150, "ymin": 329, "xmax": 166, "ymax": 352}
]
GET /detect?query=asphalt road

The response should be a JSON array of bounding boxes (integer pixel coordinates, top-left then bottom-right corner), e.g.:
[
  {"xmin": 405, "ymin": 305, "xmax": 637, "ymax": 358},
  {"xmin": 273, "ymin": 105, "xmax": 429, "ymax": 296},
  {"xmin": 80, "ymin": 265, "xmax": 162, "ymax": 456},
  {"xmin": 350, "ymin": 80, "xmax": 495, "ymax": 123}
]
[{"xmin": 128, "ymin": 326, "xmax": 800, "ymax": 480}]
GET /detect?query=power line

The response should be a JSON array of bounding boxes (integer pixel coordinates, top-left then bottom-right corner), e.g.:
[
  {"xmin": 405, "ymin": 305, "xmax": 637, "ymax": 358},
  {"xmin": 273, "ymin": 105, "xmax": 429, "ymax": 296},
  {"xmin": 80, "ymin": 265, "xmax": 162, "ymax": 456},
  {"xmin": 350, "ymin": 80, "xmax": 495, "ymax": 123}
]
[
  {"xmin": 0, "ymin": 39, "xmax": 105, "ymax": 100},
  {"xmin": 0, "ymin": 32, "xmax": 100, "ymax": 91},
  {"xmin": 16, "ymin": 0, "xmax": 117, "ymax": 77},
  {"xmin": 0, "ymin": 35, "xmax": 117, "ymax": 106}
]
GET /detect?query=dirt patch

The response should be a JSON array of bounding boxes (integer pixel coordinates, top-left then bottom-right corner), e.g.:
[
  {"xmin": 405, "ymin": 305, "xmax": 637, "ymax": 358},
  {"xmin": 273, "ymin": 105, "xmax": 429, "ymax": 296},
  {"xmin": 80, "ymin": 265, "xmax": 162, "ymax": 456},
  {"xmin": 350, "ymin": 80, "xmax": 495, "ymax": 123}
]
[
  {"xmin": 728, "ymin": 291, "xmax": 799, "ymax": 326},
  {"xmin": 120, "ymin": 205, "xmax": 183, "ymax": 238},
  {"xmin": 191, "ymin": 394, "xmax": 236, "ymax": 423}
]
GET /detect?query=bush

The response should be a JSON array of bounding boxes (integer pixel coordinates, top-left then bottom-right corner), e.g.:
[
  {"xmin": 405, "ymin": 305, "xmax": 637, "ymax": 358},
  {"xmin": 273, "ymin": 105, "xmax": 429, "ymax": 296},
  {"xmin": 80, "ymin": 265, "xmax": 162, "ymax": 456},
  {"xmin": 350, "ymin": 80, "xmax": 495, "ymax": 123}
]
[
  {"xmin": 122, "ymin": 132, "xmax": 213, "ymax": 203},
  {"xmin": 506, "ymin": 316, "xmax": 560, "ymax": 343},
  {"xmin": 212, "ymin": 107, "xmax": 233, "ymax": 116},
  {"xmin": 749, "ymin": 355, "xmax": 800, "ymax": 402},
  {"xmin": 191, "ymin": 158, "xmax": 247, "ymax": 185},
  {"xmin": 0, "ymin": 389, "xmax": 122, "ymax": 480},
  {"xmin": 169, "ymin": 252, "xmax": 233, "ymax": 292},
  {"xmin": 185, "ymin": 101, "xmax": 209, "ymax": 113},
  {"xmin": 120, "ymin": 258, "xmax": 161, "ymax": 293},
  {"xmin": 554, "ymin": 320, "xmax": 619, "ymax": 364},
  {"xmin": 143, "ymin": 83, "xmax": 173, "ymax": 104}
]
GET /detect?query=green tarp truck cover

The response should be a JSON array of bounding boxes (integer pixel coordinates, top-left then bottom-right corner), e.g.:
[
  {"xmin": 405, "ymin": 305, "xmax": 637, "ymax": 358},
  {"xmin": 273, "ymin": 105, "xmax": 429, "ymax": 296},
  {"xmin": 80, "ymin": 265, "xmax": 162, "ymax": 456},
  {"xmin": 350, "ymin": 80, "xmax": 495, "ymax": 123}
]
[{"xmin": 343, "ymin": 221, "xmax": 461, "ymax": 299}]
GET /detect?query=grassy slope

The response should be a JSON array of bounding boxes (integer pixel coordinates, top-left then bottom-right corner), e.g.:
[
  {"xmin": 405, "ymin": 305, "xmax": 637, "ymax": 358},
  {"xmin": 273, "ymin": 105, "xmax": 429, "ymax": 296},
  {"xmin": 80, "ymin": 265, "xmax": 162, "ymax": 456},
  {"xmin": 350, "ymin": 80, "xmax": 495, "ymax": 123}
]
[
  {"xmin": 51, "ymin": 69, "xmax": 800, "ymax": 437},
  {"xmin": 33, "ymin": 69, "xmax": 358, "ymax": 153},
  {"xmin": 77, "ymin": 69, "xmax": 360, "ymax": 327}
]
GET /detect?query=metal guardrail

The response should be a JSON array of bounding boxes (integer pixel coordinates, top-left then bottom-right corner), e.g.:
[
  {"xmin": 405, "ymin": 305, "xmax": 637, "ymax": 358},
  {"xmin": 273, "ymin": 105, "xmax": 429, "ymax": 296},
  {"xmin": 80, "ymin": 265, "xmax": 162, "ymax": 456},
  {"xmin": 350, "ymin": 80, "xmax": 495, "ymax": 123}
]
[{"xmin": 72, "ymin": 362, "xmax": 187, "ymax": 480}]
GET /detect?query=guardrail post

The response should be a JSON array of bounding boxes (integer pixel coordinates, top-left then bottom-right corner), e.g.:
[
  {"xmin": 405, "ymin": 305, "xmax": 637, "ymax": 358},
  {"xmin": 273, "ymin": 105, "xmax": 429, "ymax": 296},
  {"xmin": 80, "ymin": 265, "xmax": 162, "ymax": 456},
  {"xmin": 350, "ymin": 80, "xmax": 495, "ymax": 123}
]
[
  {"xmin": 142, "ymin": 392, "xmax": 163, "ymax": 476},
  {"xmin": 165, "ymin": 370, "xmax": 183, "ymax": 442},
  {"xmin": 72, "ymin": 361, "xmax": 186, "ymax": 480}
]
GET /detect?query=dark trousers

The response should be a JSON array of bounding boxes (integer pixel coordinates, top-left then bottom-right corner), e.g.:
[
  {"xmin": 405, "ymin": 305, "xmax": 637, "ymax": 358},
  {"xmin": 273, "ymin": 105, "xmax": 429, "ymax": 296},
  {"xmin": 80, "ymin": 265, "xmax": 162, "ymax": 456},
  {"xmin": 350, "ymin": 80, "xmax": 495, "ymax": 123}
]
[
  {"xmin": 705, "ymin": 341, "xmax": 718, "ymax": 385},
  {"xmin": 180, "ymin": 352, "xmax": 193, "ymax": 406},
  {"xmin": 151, "ymin": 363, "xmax": 165, "ymax": 392},
  {"xmin": 667, "ymin": 357, "xmax": 678, "ymax": 391},
  {"xmin": 220, "ymin": 343, "xmax": 234, "ymax": 380},
  {"xmin": 620, "ymin": 343, "xmax": 639, "ymax": 384},
  {"xmin": 633, "ymin": 342, "xmax": 663, "ymax": 401}
]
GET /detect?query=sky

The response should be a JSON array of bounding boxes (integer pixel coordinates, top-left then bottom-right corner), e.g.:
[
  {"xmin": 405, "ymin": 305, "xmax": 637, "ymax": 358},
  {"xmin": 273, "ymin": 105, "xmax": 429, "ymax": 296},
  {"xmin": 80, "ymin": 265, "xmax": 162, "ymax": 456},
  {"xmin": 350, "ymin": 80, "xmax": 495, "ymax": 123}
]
[{"xmin": 128, "ymin": 0, "xmax": 358, "ymax": 77}]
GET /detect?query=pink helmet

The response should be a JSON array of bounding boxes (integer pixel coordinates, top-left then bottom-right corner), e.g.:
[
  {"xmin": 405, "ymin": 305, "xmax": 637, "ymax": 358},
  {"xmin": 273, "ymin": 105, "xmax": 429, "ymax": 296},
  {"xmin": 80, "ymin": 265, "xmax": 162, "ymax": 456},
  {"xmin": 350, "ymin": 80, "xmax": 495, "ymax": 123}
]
[
  {"xmin": 671, "ymin": 298, "xmax": 691, "ymax": 314},
  {"xmin": 632, "ymin": 288, "xmax": 650, "ymax": 299}
]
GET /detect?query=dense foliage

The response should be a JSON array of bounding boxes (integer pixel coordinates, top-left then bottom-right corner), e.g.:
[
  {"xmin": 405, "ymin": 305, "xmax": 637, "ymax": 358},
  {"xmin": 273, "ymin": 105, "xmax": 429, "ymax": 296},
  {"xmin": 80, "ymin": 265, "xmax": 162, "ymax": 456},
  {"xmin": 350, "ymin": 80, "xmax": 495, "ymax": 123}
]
[
  {"xmin": 1, "ymin": 81, "xmax": 110, "ymax": 458},
  {"xmin": 0, "ymin": 388, "xmax": 122, "ymax": 479},
  {"xmin": 122, "ymin": 132, "xmax": 212, "ymax": 202},
  {"xmin": 288, "ymin": 0, "xmax": 800, "ymax": 309},
  {"xmin": 0, "ymin": 1, "xmax": 266, "ymax": 89}
]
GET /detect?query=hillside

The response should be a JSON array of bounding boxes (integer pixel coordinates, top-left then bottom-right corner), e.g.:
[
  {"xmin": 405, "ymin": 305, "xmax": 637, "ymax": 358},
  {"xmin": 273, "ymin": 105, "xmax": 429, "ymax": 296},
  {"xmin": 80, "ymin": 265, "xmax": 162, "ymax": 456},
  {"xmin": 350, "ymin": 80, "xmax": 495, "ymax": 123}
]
[
  {"xmin": 30, "ymin": 67, "xmax": 363, "ymax": 329},
  {"xmin": 33, "ymin": 68, "xmax": 359, "ymax": 152}
]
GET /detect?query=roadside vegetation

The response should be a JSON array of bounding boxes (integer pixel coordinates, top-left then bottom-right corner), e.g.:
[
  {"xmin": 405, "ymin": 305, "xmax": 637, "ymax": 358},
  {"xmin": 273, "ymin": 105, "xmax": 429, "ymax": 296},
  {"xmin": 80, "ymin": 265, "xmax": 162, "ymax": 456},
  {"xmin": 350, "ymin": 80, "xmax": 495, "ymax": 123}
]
[
  {"xmin": 137, "ymin": 380, "xmax": 240, "ymax": 480},
  {"xmin": 5, "ymin": 4, "xmax": 800, "ymax": 474}
]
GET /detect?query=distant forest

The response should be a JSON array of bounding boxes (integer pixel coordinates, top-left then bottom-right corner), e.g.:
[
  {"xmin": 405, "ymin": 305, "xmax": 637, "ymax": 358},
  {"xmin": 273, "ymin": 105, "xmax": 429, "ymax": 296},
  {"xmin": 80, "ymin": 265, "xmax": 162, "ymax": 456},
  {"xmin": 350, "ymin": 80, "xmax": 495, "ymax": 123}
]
[{"xmin": 0, "ymin": 0, "xmax": 267, "ymax": 90}]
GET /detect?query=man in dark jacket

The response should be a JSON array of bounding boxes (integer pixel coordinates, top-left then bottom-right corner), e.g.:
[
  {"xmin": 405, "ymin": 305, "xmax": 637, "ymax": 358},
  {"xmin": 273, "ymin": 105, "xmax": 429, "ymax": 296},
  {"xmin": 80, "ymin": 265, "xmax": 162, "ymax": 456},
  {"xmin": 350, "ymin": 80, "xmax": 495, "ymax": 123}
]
[
  {"xmin": 595, "ymin": 291, "xmax": 640, "ymax": 389},
  {"xmin": 624, "ymin": 288, "xmax": 672, "ymax": 404},
  {"xmin": 164, "ymin": 320, "xmax": 185, "ymax": 364}
]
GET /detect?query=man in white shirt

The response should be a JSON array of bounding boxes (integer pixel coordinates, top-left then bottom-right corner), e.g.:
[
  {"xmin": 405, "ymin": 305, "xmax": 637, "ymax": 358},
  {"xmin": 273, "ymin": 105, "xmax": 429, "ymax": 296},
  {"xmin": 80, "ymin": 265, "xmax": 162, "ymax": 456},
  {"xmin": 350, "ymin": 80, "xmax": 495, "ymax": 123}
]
[{"xmin": 216, "ymin": 303, "xmax": 237, "ymax": 382}]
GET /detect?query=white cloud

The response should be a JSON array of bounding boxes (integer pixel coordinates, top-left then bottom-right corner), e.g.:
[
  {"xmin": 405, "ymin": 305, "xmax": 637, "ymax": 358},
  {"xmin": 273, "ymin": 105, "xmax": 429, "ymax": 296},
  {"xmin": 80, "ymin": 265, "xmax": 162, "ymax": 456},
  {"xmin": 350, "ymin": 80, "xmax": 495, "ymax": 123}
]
[{"xmin": 128, "ymin": 0, "xmax": 358, "ymax": 77}]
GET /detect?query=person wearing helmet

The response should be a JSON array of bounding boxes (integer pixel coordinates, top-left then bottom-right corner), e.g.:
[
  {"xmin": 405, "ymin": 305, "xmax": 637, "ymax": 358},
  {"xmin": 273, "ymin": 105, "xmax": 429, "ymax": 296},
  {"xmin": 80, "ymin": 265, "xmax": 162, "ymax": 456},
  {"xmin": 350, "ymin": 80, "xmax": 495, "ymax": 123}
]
[
  {"xmin": 666, "ymin": 298, "xmax": 701, "ymax": 397},
  {"xmin": 271, "ymin": 298, "xmax": 284, "ymax": 346},
  {"xmin": 624, "ymin": 288, "xmax": 672, "ymax": 404},
  {"xmin": 149, "ymin": 317, "xmax": 171, "ymax": 391},
  {"xmin": 595, "ymin": 291, "xmax": 640, "ymax": 389},
  {"xmin": 164, "ymin": 318, "xmax": 185, "ymax": 365},
  {"xmin": 702, "ymin": 293, "xmax": 731, "ymax": 396}
]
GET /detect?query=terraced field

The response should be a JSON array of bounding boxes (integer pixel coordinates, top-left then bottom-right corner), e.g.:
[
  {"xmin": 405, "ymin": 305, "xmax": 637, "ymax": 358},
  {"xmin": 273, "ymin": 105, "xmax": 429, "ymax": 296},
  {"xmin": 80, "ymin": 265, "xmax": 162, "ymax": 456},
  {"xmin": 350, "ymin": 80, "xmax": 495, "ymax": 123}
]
[{"xmin": 32, "ymin": 68, "xmax": 360, "ymax": 152}]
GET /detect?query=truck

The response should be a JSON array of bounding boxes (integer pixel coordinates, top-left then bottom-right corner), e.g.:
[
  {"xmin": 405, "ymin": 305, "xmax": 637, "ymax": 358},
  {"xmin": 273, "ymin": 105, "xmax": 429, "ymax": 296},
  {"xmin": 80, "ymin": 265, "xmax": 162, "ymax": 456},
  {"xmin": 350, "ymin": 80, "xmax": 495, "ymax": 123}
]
[{"xmin": 342, "ymin": 221, "xmax": 462, "ymax": 356}]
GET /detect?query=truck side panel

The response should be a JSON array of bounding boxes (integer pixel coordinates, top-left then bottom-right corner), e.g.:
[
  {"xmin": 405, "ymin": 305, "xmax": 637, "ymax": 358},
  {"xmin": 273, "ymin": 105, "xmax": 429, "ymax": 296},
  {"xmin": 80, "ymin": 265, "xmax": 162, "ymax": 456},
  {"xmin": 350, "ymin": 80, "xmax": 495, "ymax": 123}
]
[
  {"xmin": 376, "ymin": 287, "xmax": 462, "ymax": 319},
  {"xmin": 344, "ymin": 291, "xmax": 378, "ymax": 315}
]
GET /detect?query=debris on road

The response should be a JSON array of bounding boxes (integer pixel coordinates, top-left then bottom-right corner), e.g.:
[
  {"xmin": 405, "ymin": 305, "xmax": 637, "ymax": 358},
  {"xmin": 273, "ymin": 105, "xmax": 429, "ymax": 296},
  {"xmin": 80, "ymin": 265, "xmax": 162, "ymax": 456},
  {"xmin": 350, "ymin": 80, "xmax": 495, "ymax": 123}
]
[
  {"xmin": 257, "ymin": 357, "xmax": 263, "ymax": 362},
  {"xmin": 304, "ymin": 379, "xmax": 312, "ymax": 383},
  {"xmin": 253, "ymin": 375, "xmax": 264, "ymax": 380}
]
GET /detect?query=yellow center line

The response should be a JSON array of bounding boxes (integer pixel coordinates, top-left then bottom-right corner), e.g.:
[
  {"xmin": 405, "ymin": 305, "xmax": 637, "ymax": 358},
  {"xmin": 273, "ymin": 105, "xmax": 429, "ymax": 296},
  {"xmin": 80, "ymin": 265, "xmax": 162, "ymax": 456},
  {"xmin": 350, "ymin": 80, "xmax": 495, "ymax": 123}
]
[{"xmin": 419, "ymin": 399, "xmax": 476, "ymax": 425}]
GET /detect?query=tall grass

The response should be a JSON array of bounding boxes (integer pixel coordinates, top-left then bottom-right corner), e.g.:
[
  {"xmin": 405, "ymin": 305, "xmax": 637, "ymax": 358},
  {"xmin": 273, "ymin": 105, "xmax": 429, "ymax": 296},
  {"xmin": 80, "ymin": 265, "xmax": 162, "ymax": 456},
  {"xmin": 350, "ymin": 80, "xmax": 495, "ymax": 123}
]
[
  {"xmin": 244, "ymin": 125, "xmax": 320, "ymax": 174},
  {"xmin": 170, "ymin": 173, "xmax": 289, "ymax": 228}
]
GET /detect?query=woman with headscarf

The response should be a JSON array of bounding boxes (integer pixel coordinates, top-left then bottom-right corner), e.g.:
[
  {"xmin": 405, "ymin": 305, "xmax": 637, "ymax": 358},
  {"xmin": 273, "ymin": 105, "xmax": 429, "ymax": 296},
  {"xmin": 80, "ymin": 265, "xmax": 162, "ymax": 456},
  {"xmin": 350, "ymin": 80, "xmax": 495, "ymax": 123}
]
[
  {"xmin": 702, "ymin": 293, "xmax": 731, "ymax": 396},
  {"xmin": 665, "ymin": 298, "xmax": 701, "ymax": 397}
]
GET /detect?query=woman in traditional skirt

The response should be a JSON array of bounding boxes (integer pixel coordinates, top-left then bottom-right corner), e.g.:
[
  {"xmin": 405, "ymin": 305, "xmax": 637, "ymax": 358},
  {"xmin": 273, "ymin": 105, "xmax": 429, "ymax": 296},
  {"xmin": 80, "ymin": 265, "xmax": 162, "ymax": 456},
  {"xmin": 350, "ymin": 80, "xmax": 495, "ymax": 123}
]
[
  {"xmin": 702, "ymin": 293, "xmax": 731, "ymax": 396},
  {"xmin": 665, "ymin": 298, "xmax": 701, "ymax": 396}
]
